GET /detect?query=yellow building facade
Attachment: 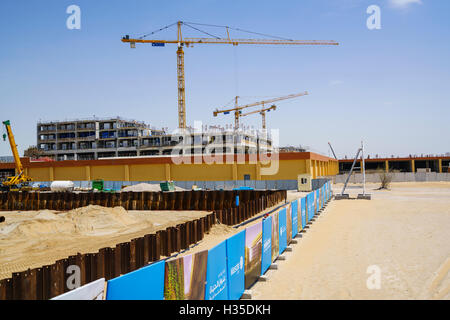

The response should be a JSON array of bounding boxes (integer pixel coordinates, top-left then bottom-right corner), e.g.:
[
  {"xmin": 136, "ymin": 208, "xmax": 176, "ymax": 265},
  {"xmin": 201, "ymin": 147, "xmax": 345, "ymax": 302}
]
[{"xmin": 2, "ymin": 152, "xmax": 338, "ymax": 182}]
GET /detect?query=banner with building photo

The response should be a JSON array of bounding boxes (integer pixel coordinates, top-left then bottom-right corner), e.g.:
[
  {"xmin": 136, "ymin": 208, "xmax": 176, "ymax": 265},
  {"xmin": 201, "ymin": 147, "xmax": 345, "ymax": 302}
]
[
  {"xmin": 278, "ymin": 208, "xmax": 287, "ymax": 254},
  {"xmin": 261, "ymin": 216, "xmax": 272, "ymax": 276},
  {"xmin": 164, "ymin": 250, "xmax": 208, "ymax": 300},
  {"xmin": 226, "ymin": 230, "xmax": 245, "ymax": 300},
  {"xmin": 244, "ymin": 221, "xmax": 263, "ymax": 289},
  {"xmin": 271, "ymin": 209, "xmax": 280, "ymax": 262},
  {"xmin": 291, "ymin": 200, "xmax": 298, "ymax": 238},
  {"xmin": 285, "ymin": 202, "xmax": 292, "ymax": 245},
  {"xmin": 205, "ymin": 241, "xmax": 228, "ymax": 300}
]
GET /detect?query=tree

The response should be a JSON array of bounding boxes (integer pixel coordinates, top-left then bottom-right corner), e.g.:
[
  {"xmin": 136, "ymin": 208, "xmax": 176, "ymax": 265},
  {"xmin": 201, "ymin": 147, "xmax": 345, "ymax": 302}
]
[{"xmin": 23, "ymin": 146, "xmax": 44, "ymax": 159}]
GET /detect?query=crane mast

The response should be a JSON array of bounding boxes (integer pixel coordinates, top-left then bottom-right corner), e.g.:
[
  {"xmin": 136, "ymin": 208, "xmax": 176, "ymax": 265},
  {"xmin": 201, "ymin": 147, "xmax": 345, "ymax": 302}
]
[
  {"xmin": 122, "ymin": 21, "xmax": 338, "ymax": 129},
  {"xmin": 1, "ymin": 120, "xmax": 32, "ymax": 190}
]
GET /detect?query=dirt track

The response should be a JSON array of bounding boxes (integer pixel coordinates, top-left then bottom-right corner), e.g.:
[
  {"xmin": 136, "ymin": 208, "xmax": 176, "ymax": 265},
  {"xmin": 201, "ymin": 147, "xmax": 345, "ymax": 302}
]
[{"xmin": 250, "ymin": 182, "xmax": 450, "ymax": 299}]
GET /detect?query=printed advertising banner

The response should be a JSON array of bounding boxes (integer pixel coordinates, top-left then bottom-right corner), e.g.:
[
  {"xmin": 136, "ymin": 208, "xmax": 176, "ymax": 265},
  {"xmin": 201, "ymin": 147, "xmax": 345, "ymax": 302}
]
[
  {"xmin": 286, "ymin": 202, "xmax": 292, "ymax": 244},
  {"xmin": 291, "ymin": 200, "xmax": 298, "ymax": 238},
  {"xmin": 244, "ymin": 221, "xmax": 262, "ymax": 289},
  {"xmin": 54, "ymin": 278, "xmax": 105, "ymax": 300},
  {"xmin": 205, "ymin": 241, "xmax": 228, "ymax": 300},
  {"xmin": 301, "ymin": 197, "xmax": 307, "ymax": 229},
  {"xmin": 278, "ymin": 208, "xmax": 287, "ymax": 254},
  {"xmin": 307, "ymin": 193, "xmax": 313, "ymax": 222},
  {"xmin": 226, "ymin": 231, "xmax": 245, "ymax": 300},
  {"xmin": 164, "ymin": 250, "xmax": 208, "ymax": 300},
  {"xmin": 106, "ymin": 260, "xmax": 165, "ymax": 300},
  {"xmin": 320, "ymin": 188, "xmax": 323, "ymax": 210},
  {"xmin": 261, "ymin": 216, "xmax": 272, "ymax": 276},
  {"xmin": 271, "ymin": 210, "xmax": 280, "ymax": 262},
  {"xmin": 315, "ymin": 189, "xmax": 320, "ymax": 214}
]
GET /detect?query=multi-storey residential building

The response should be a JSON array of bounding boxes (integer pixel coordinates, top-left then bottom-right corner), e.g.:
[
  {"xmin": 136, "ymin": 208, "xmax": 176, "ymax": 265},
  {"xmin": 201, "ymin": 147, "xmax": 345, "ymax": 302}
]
[{"xmin": 37, "ymin": 117, "xmax": 273, "ymax": 160}]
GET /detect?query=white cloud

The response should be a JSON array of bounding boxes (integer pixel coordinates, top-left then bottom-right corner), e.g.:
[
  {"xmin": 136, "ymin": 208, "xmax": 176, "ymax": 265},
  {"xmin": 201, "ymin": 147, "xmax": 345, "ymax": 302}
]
[{"xmin": 389, "ymin": 0, "xmax": 423, "ymax": 8}]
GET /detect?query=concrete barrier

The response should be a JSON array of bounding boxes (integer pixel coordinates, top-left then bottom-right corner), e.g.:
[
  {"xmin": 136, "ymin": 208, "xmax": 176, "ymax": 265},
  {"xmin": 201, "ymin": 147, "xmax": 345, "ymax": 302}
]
[{"xmin": 334, "ymin": 172, "xmax": 450, "ymax": 184}]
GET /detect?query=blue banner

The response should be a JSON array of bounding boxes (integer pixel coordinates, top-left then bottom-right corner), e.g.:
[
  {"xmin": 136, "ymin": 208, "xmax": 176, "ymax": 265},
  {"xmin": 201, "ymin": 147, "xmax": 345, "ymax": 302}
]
[
  {"xmin": 320, "ymin": 187, "xmax": 324, "ymax": 209},
  {"xmin": 226, "ymin": 230, "xmax": 245, "ymax": 300},
  {"xmin": 301, "ymin": 197, "xmax": 307, "ymax": 228},
  {"xmin": 291, "ymin": 200, "xmax": 298, "ymax": 238},
  {"xmin": 106, "ymin": 260, "xmax": 165, "ymax": 300},
  {"xmin": 315, "ymin": 189, "xmax": 320, "ymax": 214},
  {"xmin": 205, "ymin": 241, "xmax": 228, "ymax": 300},
  {"xmin": 261, "ymin": 216, "xmax": 272, "ymax": 276},
  {"xmin": 309, "ymin": 193, "xmax": 314, "ymax": 221},
  {"xmin": 279, "ymin": 208, "xmax": 287, "ymax": 254}
]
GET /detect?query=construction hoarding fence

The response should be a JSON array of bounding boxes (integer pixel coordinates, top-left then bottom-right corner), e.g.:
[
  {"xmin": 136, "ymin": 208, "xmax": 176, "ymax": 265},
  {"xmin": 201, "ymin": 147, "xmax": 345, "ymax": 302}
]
[{"xmin": 0, "ymin": 182, "xmax": 333, "ymax": 300}]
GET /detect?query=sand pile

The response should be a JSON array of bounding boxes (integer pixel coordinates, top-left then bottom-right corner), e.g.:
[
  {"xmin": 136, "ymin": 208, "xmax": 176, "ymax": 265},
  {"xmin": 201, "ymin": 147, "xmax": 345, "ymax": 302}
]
[
  {"xmin": 0, "ymin": 210, "xmax": 75, "ymax": 239},
  {"xmin": 0, "ymin": 206, "xmax": 211, "ymax": 279},
  {"xmin": 61, "ymin": 205, "xmax": 139, "ymax": 235},
  {"xmin": 121, "ymin": 182, "xmax": 185, "ymax": 192}
]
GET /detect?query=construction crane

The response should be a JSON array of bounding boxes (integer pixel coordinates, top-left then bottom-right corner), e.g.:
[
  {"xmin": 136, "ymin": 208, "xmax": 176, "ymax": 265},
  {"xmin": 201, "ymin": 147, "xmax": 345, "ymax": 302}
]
[
  {"xmin": 240, "ymin": 104, "xmax": 276, "ymax": 129},
  {"xmin": 1, "ymin": 120, "xmax": 32, "ymax": 191},
  {"xmin": 214, "ymin": 91, "xmax": 308, "ymax": 129},
  {"xmin": 328, "ymin": 142, "xmax": 338, "ymax": 160},
  {"xmin": 122, "ymin": 21, "xmax": 338, "ymax": 129}
]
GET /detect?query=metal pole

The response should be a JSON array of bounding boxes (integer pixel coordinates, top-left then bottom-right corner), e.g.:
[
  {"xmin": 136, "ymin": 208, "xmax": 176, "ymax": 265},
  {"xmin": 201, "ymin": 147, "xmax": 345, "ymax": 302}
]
[
  {"xmin": 341, "ymin": 147, "xmax": 362, "ymax": 195},
  {"xmin": 361, "ymin": 140, "xmax": 366, "ymax": 195}
]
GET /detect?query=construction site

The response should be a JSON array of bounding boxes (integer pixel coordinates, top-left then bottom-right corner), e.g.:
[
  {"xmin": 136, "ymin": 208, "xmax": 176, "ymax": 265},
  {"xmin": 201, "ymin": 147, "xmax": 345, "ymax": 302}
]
[{"xmin": 1, "ymin": 2, "xmax": 449, "ymax": 304}]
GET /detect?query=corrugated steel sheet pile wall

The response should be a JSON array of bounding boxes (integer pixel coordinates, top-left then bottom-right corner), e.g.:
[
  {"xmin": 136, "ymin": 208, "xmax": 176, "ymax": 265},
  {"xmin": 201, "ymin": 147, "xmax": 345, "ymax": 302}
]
[{"xmin": 0, "ymin": 189, "xmax": 287, "ymax": 300}]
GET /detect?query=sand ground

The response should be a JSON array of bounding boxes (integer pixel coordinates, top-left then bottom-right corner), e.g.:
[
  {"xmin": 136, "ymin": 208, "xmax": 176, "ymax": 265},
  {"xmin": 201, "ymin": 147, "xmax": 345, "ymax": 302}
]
[
  {"xmin": 251, "ymin": 182, "xmax": 450, "ymax": 300},
  {"xmin": 0, "ymin": 206, "xmax": 209, "ymax": 280},
  {"xmin": 2, "ymin": 182, "xmax": 448, "ymax": 299}
]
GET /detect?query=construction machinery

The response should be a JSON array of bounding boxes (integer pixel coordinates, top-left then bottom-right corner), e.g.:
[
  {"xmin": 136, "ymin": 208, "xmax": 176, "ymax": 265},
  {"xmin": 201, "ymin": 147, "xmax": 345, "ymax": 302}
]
[
  {"xmin": 239, "ymin": 104, "xmax": 276, "ymax": 129},
  {"xmin": 328, "ymin": 142, "xmax": 338, "ymax": 160},
  {"xmin": 214, "ymin": 91, "xmax": 308, "ymax": 130},
  {"xmin": 1, "ymin": 120, "xmax": 32, "ymax": 191},
  {"xmin": 122, "ymin": 21, "xmax": 338, "ymax": 129}
]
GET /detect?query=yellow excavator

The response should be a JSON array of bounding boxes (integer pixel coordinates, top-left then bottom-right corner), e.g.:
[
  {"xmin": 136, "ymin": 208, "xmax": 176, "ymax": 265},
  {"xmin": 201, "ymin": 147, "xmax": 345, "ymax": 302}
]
[{"xmin": 1, "ymin": 120, "xmax": 32, "ymax": 191}]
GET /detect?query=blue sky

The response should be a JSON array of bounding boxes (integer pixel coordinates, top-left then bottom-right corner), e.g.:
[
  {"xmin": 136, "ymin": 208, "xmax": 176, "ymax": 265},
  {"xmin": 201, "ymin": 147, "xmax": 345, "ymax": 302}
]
[{"xmin": 0, "ymin": 0, "xmax": 449, "ymax": 159}]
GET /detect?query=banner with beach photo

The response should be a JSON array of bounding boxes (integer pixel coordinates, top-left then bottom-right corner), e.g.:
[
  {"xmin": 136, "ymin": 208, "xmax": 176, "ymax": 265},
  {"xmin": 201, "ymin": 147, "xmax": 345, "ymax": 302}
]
[
  {"xmin": 164, "ymin": 250, "xmax": 208, "ymax": 300},
  {"xmin": 271, "ymin": 210, "xmax": 280, "ymax": 262},
  {"xmin": 261, "ymin": 216, "xmax": 272, "ymax": 276},
  {"xmin": 244, "ymin": 221, "xmax": 263, "ymax": 289}
]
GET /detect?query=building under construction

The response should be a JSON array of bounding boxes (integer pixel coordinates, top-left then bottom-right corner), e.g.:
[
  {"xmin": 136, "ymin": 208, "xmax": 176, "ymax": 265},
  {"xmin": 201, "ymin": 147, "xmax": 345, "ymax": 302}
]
[{"xmin": 37, "ymin": 117, "xmax": 273, "ymax": 161}]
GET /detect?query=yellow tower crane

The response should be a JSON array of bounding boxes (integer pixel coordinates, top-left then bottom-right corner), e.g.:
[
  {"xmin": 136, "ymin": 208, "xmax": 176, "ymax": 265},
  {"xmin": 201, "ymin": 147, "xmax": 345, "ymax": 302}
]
[
  {"xmin": 1, "ymin": 120, "xmax": 32, "ymax": 191},
  {"xmin": 240, "ymin": 104, "xmax": 277, "ymax": 130},
  {"xmin": 121, "ymin": 21, "xmax": 338, "ymax": 129},
  {"xmin": 213, "ymin": 91, "xmax": 308, "ymax": 129}
]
